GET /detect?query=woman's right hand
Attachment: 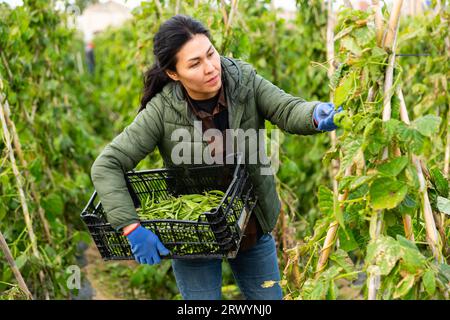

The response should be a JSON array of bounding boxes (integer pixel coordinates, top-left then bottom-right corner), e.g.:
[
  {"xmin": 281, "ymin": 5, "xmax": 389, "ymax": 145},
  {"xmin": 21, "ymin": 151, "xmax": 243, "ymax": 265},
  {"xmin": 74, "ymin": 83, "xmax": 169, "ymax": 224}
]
[{"xmin": 125, "ymin": 224, "xmax": 170, "ymax": 265}]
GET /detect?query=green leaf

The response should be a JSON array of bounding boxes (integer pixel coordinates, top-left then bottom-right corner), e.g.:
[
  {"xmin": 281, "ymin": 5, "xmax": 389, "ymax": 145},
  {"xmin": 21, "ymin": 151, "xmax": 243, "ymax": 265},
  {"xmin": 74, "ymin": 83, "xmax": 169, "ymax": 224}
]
[
  {"xmin": 371, "ymin": 46, "xmax": 388, "ymax": 59},
  {"xmin": 366, "ymin": 236, "xmax": 402, "ymax": 275},
  {"xmin": 396, "ymin": 123, "xmax": 425, "ymax": 154},
  {"xmin": 396, "ymin": 235, "xmax": 418, "ymax": 251},
  {"xmin": 42, "ymin": 194, "xmax": 65, "ymax": 218},
  {"xmin": 397, "ymin": 194, "xmax": 418, "ymax": 216},
  {"xmin": 334, "ymin": 72, "xmax": 354, "ymax": 106},
  {"xmin": 354, "ymin": 27, "xmax": 375, "ymax": 47},
  {"xmin": 384, "ymin": 119, "xmax": 401, "ymax": 142},
  {"xmin": 333, "ymin": 111, "xmax": 353, "ymax": 130},
  {"xmin": 338, "ymin": 227, "xmax": 359, "ymax": 252},
  {"xmin": 29, "ymin": 158, "xmax": 43, "ymax": 182},
  {"xmin": 412, "ymin": 115, "xmax": 441, "ymax": 137},
  {"xmin": 363, "ymin": 118, "xmax": 385, "ymax": 155},
  {"xmin": 393, "ymin": 274, "xmax": 415, "ymax": 299},
  {"xmin": 15, "ymin": 254, "xmax": 27, "ymax": 270},
  {"xmin": 437, "ymin": 196, "xmax": 450, "ymax": 215},
  {"xmin": 341, "ymin": 36, "xmax": 362, "ymax": 56},
  {"xmin": 341, "ymin": 138, "xmax": 362, "ymax": 172},
  {"xmin": 430, "ymin": 168, "xmax": 449, "ymax": 197},
  {"xmin": 377, "ymin": 156, "xmax": 408, "ymax": 177},
  {"xmin": 438, "ymin": 263, "xmax": 450, "ymax": 282},
  {"xmin": 318, "ymin": 185, "xmax": 334, "ymax": 216},
  {"xmin": 422, "ymin": 270, "xmax": 436, "ymax": 296},
  {"xmin": 370, "ymin": 177, "xmax": 408, "ymax": 210},
  {"xmin": 400, "ymin": 246, "xmax": 427, "ymax": 274},
  {"xmin": 309, "ymin": 280, "xmax": 328, "ymax": 300},
  {"xmin": 334, "ymin": 26, "xmax": 354, "ymax": 41},
  {"xmin": 330, "ymin": 248, "xmax": 357, "ymax": 277},
  {"xmin": 0, "ymin": 204, "xmax": 6, "ymax": 221},
  {"xmin": 349, "ymin": 175, "xmax": 374, "ymax": 191}
]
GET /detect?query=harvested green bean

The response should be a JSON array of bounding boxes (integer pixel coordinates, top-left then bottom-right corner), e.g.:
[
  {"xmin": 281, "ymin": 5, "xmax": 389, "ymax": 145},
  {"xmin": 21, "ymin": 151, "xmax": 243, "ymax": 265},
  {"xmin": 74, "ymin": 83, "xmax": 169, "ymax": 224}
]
[{"xmin": 136, "ymin": 190, "xmax": 226, "ymax": 221}]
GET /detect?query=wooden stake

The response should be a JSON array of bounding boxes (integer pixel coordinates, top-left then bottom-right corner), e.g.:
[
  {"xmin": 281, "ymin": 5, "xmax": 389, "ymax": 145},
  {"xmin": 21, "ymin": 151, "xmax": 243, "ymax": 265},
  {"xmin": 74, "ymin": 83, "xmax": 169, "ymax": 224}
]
[
  {"xmin": 382, "ymin": 0, "xmax": 404, "ymax": 52},
  {"xmin": 372, "ymin": 0, "xmax": 384, "ymax": 46},
  {"xmin": 316, "ymin": 166, "xmax": 353, "ymax": 276},
  {"xmin": 326, "ymin": 0, "xmax": 336, "ymax": 77},
  {"xmin": 444, "ymin": 104, "xmax": 450, "ymax": 178},
  {"xmin": 0, "ymin": 230, "xmax": 33, "ymax": 299},
  {"xmin": 220, "ymin": 0, "xmax": 229, "ymax": 26},
  {"xmin": 368, "ymin": 0, "xmax": 403, "ymax": 300},
  {"xmin": 397, "ymin": 88, "xmax": 443, "ymax": 262},
  {"xmin": 2, "ymin": 97, "xmax": 52, "ymax": 244},
  {"xmin": 154, "ymin": 0, "xmax": 163, "ymax": 17},
  {"xmin": 391, "ymin": 93, "xmax": 415, "ymax": 241},
  {"xmin": 343, "ymin": 0, "xmax": 353, "ymax": 9},
  {"xmin": 316, "ymin": 0, "xmax": 340, "ymax": 276},
  {"xmin": 226, "ymin": 0, "xmax": 238, "ymax": 33},
  {"xmin": 316, "ymin": 221, "xmax": 339, "ymax": 275},
  {"xmin": 0, "ymin": 91, "xmax": 50, "ymax": 299}
]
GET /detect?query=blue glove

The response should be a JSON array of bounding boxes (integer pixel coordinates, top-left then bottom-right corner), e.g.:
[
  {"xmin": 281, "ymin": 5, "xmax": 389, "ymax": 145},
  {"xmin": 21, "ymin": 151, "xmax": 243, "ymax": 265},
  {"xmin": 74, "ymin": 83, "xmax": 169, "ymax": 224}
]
[
  {"xmin": 313, "ymin": 103, "xmax": 343, "ymax": 131},
  {"xmin": 126, "ymin": 225, "xmax": 170, "ymax": 265}
]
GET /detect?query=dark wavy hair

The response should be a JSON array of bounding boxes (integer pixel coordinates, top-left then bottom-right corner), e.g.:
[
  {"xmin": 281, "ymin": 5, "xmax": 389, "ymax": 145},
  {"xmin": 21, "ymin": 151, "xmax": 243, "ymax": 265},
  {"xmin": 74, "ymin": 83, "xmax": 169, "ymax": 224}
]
[{"xmin": 139, "ymin": 15, "xmax": 211, "ymax": 112}]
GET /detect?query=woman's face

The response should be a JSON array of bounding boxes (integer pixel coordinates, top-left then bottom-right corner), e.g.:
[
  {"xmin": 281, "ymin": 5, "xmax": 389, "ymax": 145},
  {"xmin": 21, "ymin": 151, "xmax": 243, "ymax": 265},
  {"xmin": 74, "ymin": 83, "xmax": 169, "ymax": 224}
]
[{"xmin": 166, "ymin": 34, "xmax": 222, "ymax": 100}]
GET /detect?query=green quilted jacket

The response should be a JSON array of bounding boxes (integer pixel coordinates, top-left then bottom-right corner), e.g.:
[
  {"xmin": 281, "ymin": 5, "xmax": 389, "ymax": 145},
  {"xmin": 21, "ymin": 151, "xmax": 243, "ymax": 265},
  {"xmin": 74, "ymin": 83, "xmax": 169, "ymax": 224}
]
[{"xmin": 90, "ymin": 56, "xmax": 321, "ymax": 233}]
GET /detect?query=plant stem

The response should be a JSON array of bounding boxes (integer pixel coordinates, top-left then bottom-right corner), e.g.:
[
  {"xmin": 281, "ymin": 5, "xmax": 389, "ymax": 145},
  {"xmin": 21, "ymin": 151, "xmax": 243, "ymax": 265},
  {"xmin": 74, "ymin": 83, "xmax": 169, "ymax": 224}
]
[
  {"xmin": 0, "ymin": 91, "xmax": 50, "ymax": 299},
  {"xmin": 2, "ymin": 97, "xmax": 53, "ymax": 244},
  {"xmin": 372, "ymin": 0, "xmax": 384, "ymax": 46},
  {"xmin": 397, "ymin": 87, "xmax": 443, "ymax": 262},
  {"xmin": 368, "ymin": 0, "xmax": 403, "ymax": 301},
  {"xmin": 0, "ymin": 230, "xmax": 33, "ymax": 300}
]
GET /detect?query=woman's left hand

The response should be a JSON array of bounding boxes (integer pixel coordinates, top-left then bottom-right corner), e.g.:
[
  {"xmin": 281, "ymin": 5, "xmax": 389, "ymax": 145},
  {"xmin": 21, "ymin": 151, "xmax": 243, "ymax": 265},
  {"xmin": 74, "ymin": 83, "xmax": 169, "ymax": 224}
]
[{"xmin": 313, "ymin": 103, "xmax": 343, "ymax": 132}]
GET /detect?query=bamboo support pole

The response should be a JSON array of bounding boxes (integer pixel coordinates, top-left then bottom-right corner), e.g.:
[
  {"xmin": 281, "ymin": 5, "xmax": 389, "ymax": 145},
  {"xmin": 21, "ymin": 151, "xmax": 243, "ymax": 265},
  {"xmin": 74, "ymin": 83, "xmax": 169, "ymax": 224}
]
[
  {"xmin": 372, "ymin": 0, "xmax": 384, "ymax": 46},
  {"xmin": 219, "ymin": 0, "xmax": 239, "ymax": 54},
  {"xmin": 0, "ymin": 230, "xmax": 33, "ymax": 300},
  {"xmin": 316, "ymin": 167, "xmax": 353, "ymax": 276},
  {"xmin": 343, "ymin": 0, "xmax": 353, "ymax": 9},
  {"xmin": 0, "ymin": 51, "xmax": 13, "ymax": 83},
  {"xmin": 154, "ymin": 0, "xmax": 163, "ymax": 17},
  {"xmin": 316, "ymin": 221, "xmax": 339, "ymax": 275},
  {"xmin": 444, "ymin": 103, "xmax": 450, "ymax": 178},
  {"xmin": 382, "ymin": 0, "xmax": 403, "ymax": 52},
  {"xmin": 2, "ymin": 97, "xmax": 52, "ymax": 244},
  {"xmin": 315, "ymin": 0, "xmax": 340, "ymax": 276},
  {"xmin": 368, "ymin": 0, "xmax": 403, "ymax": 301},
  {"xmin": 224, "ymin": 0, "xmax": 238, "ymax": 34},
  {"xmin": 397, "ymin": 88, "xmax": 443, "ymax": 262},
  {"xmin": 280, "ymin": 206, "xmax": 289, "ymax": 264},
  {"xmin": 0, "ymin": 92, "xmax": 50, "ymax": 299},
  {"xmin": 392, "ymin": 90, "xmax": 414, "ymax": 241},
  {"xmin": 220, "ymin": 0, "xmax": 229, "ymax": 26},
  {"xmin": 326, "ymin": 0, "xmax": 336, "ymax": 77}
]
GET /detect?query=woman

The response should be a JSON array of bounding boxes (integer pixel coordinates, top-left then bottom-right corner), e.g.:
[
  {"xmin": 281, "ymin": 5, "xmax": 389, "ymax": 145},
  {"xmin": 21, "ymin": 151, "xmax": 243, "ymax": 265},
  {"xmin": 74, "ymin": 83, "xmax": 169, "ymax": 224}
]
[{"xmin": 90, "ymin": 15, "xmax": 341, "ymax": 300}]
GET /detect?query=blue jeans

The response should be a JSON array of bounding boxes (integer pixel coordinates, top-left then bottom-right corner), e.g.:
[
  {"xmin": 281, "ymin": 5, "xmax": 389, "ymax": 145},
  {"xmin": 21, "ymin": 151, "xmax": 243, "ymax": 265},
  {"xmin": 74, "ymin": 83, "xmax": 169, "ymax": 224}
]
[{"xmin": 171, "ymin": 233, "xmax": 283, "ymax": 300}]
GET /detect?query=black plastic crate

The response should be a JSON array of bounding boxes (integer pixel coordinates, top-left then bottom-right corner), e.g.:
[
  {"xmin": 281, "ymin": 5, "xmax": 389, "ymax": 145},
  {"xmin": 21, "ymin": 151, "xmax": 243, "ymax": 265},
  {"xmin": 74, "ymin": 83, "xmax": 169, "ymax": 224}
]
[{"xmin": 81, "ymin": 154, "xmax": 258, "ymax": 260}]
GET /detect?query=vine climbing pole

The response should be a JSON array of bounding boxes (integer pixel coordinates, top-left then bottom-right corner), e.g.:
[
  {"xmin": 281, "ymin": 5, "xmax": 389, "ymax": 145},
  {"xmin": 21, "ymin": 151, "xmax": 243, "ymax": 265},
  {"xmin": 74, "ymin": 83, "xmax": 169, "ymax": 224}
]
[
  {"xmin": 395, "ymin": 87, "xmax": 443, "ymax": 262},
  {"xmin": 0, "ymin": 84, "xmax": 50, "ymax": 300},
  {"xmin": 316, "ymin": 0, "xmax": 341, "ymax": 276},
  {"xmin": 315, "ymin": 0, "xmax": 444, "ymax": 298},
  {"xmin": 0, "ymin": 230, "xmax": 32, "ymax": 299},
  {"xmin": 367, "ymin": 0, "xmax": 404, "ymax": 299}
]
